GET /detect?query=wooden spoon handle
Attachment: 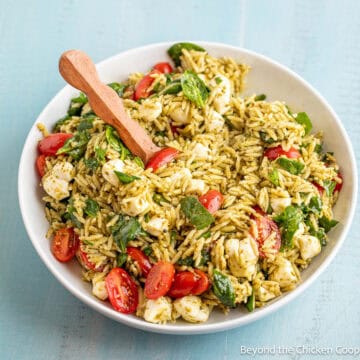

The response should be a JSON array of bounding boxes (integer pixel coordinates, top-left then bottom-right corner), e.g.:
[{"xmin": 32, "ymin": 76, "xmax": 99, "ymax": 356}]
[{"xmin": 59, "ymin": 50, "xmax": 160, "ymax": 163}]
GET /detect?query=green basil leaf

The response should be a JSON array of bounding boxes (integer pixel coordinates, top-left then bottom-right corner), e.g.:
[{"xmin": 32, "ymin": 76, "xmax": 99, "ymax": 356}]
[
  {"xmin": 63, "ymin": 201, "xmax": 82, "ymax": 228},
  {"xmin": 246, "ymin": 289, "xmax": 255, "ymax": 312},
  {"xmin": 167, "ymin": 42, "xmax": 206, "ymax": 66},
  {"xmin": 72, "ymin": 92, "xmax": 88, "ymax": 104},
  {"xmin": 67, "ymin": 93, "xmax": 88, "ymax": 116},
  {"xmin": 143, "ymin": 246, "xmax": 152, "ymax": 256},
  {"xmin": 310, "ymin": 227, "xmax": 327, "ymax": 247},
  {"xmin": 84, "ymin": 157, "xmax": 99, "ymax": 171},
  {"xmin": 274, "ymin": 206, "xmax": 303, "ymax": 249},
  {"xmin": 180, "ymin": 196, "xmax": 214, "ymax": 230},
  {"xmin": 133, "ymin": 156, "xmax": 144, "ymax": 169},
  {"xmin": 295, "ymin": 112, "xmax": 312, "ymax": 135},
  {"xmin": 308, "ymin": 196, "xmax": 322, "ymax": 213},
  {"xmin": 254, "ymin": 94, "xmax": 266, "ymax": 101},
  {"xmin": 108, "ymin": 82, "xmax": 127, "ymax": 97},
  {"xmin": 213, "ymin": 269, "xmax": 235, "ymax": 307},
  {"xmin": 315, "ymin": 143, "xmax": 323, "ymax": 154},
  {"xmin": 57, "ymin": 130, "xmax": 91, "ymax": 160},
  {"xmin": 77, "ymin": 118, "xmax": 93, "ymax": 132},
  {"xmin": 152, "ymin": 192, "xmax": 170, "ymax": 205},
  {"xmin": 269, "ymin": 168, "xmax": 280, "ymax": 187},
  {"xmin": 117, "ymin": 253, "xmax": 128, "ymax": 267},
  {"xmin": 323, "ymin": 180, "xmax": 336, "ymax": 197},
  {"xmin": 105, "ymin": 125, "xmax": 131, "ymax": 159},
  {"xmin": 114, "ymin": 171, "xmax": 140, "ymax": 184},
  {"xmin": 276, "ymin": 158, "xmax": 305, "ymax": 175},
  {"xmin": 198, "ymin": 230, "xmax": 212, "ymax": 239},
  {"xmin": 53, "ymin": 115, "xmax": 71, "ymax": 132},
  {"xmin": 111, "ymin": 216, "xmax": 142, "ymax": 252},
  {"xmin": 199, "ymin": 249, "xmax": 210, "ymax": 266},
  {"xmin": 160, "ymin": 81, "xmax": 182, "ymax": 95},
  {"xmin": 95, "ymin": 147, "xmax": 106, "ymax": 162},
  {"xmin": 260, "ymin": 131, "xmax": 275, "ymax": 144},
  {"xmin": 177, "ymin": 257, "xmax": 194, "ymax": 267},
  {"xmin": 181, "ymin": 70, "xmax": 209, "ymax": 108},
  {"xmin": 84, "ymin": 198, "xmax": 100, "ymax": 218},
  {"xmin": 318, "ymin": 216, "xmax": 339, "ymax": 233}
]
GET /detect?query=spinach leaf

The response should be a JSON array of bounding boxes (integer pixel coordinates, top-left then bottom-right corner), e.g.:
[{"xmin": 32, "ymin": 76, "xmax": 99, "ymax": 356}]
[
  {"xmin": 198, "ymin": 230, "xmax": 212, "ymax": 239},
  {"xmin": 57, "ymin": 130, "xmax": 91, "ymax": 160},
  {"xmin": 199, "ymin": 249, "xmax": 210, "ymax": 266},
  {"xmin": 180, "ymin": 196, "xmax": 214, "ymax": 230},
  {"xmin": 111, "ymin": 216, "xmax": 142, "ymax": 252},
  {"xmin": 269, "ymin": 168, "xmax": 280, "ymax": 187},
  {"xmin": 212, "ymin": 269, "xmax": 235, "ymax": 307},
  {"xmin": 133, "ymin": 156, "xmax": 144, "ymax": 169},
  {"xmin": 114, "ymin": 171, "xmax": 140, "ymax": 184},
  {"xmin": 108, "ymin": 82, "xmax": 127, "ymax": 97},
  {"xmin": 181, "ymin": 70, "xmax": 209, "ymax": 108},
  {"xmin": 315, "ymin": 143, "xmax": 323, "ymax": 154},
  {"xmin": 177, "ymin": 257, "xmax": 194, "ymax": 267},
  {"xmin": 84, "ymin": 198, "xmax": 100, "ymax": 217},
  {"xmin": 105, "ymin": 126, "xmax": 130, "ymax": 159},
  {"xmin": 168, "ymin": 42, "xmax": 206, "ymax": 66},
  {"xmin": 95, "ymin": 147, "xmax": 106, "ymax": 162},
  {"xmin": 255, "ymin": 94, "xmax": 266, "ymax": 101},
  {"xmin": 309, "ymin": 227, "xmax": 327, "ymax": 247},
  {"xmin": 245, "ymin": 289, "xmax": 255, "ymax": 312},
  {"xmin": 323, "ymin": 180, "xmax": 336, "ymax": 197},
  {"xmin": 117, "ymin": 253, "xmax": 128, "ymax": 267},
  {"xmin": 143, "ymin": 246, "xmax": 152, "ymax": 256},
  {"xmin": 274, "ymin": 206, "xmax": 303, "ymax": 249},
  {"xmin": 68, "ymin": 93, "xmax": 88, "ymax": 116},
  {"xmin": 84, "ymin": 157, "xmax": 99, "ymax": 171},
  {"xmin": 53, "ymin": 115, "xmax": 71, "ymax": 132},
  {"xmin": 307, "ymin": 196, "xmax": 322, "ymax": 213},
  {"xmin": 276, "ymin": 158, "xmax": 305, "ymax": 175},
  {"xmin": 62, "ymin": 201, "xmax": 82, "ymax": 228},
  {"xmin": 77, "ymin": 118, "xmax": 93, "ymax": 131},
  {"xmin": 152, "ymin": 192, "xmax": 170, "ymax": 205},
  {"xmin": 160, "ymin": 81, "xmax": 182, "ymax": 95},
  {"xmin": 295, "ymin": 112, "xmax": 312, "ymax": 135},
  {"xmin": 318, "ymin": 216, "xmax": 339, "ymax": 233},
  {"xmin": 260, "ymin": 131, "xmax": 275, "ymax": 144}
]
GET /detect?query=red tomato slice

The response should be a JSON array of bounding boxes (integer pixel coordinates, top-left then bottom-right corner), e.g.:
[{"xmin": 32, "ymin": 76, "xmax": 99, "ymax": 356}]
[
  {"xmin": 153, "ymin": 62, "xmax": 173, "ymax": 74},
  {"xmin": 144, "ymin": 261, "xmax": 175, "ymax": 299},
  {"xmin": 264, "ymin": 145, "xmax": 300, "ymax": 160},
  {"xmin": 134, "ymin": 70, "xmax": 160, "ymax": 100},
  {"xmin": 199, "ymin": 190, "xmax": 224, "ymax": 214},
  {"xmin": 170, "ymin": 124, "xmax": 179, "ymax": 135},
  {"xmin": 334, "ymin": 172, "xmax": 343, "ymax": 193},
  {"xmin": 145, "ymin": 147, "xmax": 179, "ymax": 172},
  {"xmin": 38, "ymin": 133, "xmax": 73, "ymax": 156},
  {"xmin": 251, "ymin": 213, "xmax": 281, "ymax": 258},
  {"xmin": 167, "ymin": 271, "xmax": 197, "ymax": 298},
  {"xmin": 127, "ymin": 247, "xmax": 152, "ymax": 277},
  {"xmin": 77, "ymin": 247, "xmax": 104, "ymax": 272},
  {"xmin": 191, "ymin": 270, "xmax": 210, "ymax": 295},
  {"xmin": 36, "ymin": 154, "xmax": 47, "ymax": 177},
  {"xmin": 105, "ymin": 268, "xmax": 139, "ymax": 314},
  {"xmin": 52, "ymin": 228, "xmax": 79, "ymax": 262}
]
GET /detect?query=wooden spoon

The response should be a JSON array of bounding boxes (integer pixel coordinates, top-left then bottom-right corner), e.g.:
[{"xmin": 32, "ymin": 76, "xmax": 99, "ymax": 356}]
[{"xmin": 59, "ymin": 50, "xmax": 161, "ymax": 164}]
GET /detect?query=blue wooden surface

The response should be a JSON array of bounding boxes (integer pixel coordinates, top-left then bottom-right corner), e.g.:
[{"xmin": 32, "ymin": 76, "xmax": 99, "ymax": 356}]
[{"xmin": 1, "ymin": 0, "xmax": 359, "ymax": 359}]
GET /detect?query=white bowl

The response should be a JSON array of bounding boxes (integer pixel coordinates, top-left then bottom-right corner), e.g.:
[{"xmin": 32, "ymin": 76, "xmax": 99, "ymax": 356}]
[{"xmin": 18, "ymin": 41, "xmax": 357, "ymax": 334}]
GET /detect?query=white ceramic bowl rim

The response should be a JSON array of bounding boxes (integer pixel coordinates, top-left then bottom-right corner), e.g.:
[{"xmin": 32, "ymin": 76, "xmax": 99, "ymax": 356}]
[{"xmin": 18, "ymin": 41, "xmax": 358, "ymax": 335}]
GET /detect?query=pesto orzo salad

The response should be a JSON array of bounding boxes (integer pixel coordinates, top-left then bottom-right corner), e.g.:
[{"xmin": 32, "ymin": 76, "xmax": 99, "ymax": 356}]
[{"xmin": 36, "ymin": 42, "xmax": 343, "ymax": 324}]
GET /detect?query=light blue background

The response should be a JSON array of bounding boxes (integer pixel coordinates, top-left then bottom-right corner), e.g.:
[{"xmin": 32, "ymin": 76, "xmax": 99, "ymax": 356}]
[{"xmin": 1, "ymin": 1, "xmax": 359, "ymax": 359}]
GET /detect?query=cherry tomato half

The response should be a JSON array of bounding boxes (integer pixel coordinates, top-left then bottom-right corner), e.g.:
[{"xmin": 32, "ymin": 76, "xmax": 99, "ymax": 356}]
[
  {"xmin": 153, "ymin": 62, "xmax": 173, "ymax": 74},
  {"xmin": 52, "ymin": 228, "xmax": 79, "ymax": 262},
  {"xmin": 334, "ymin": 172, "xmax": 343, "ymax": 193},
  {"xmin": 127, "ymin": 247, "xmax": 152, "ymax": 277},
  {"xmin": 36, "ymin": 154, "xmax": 47, "ymax": 177},
  {"xmin": 77, "ymin": 247, "xmax": 104, "ymax": 272},
  {"xmin": 199, "ymin": 190, "xmax": 224, "ymax": 214},
  {"xmin": 144, "ymin": 261, "xmax": 175, "ymax": 300},
  {"xmin": 191, "ymin": 270, "xmax": 210, "ymax": 295},
  {"xmin": 264, "ymin": 145, "xmax": 300, "ymax": 161},
  {"xmin": 105, "ymin": 268, "xmax": 139, "ymax": 314},
  {"xmin": 134, "ymin": 70, "xmax": 160, "ymax": 100},
  {"xmin": 251, "ymin": 212, "xmax": 281, "ymax": 258},
  {"xmin": 38, "ymin": 133, "xmax": 73, "ymax": 156},
  {"xmin": 145, "ymin": 147, "xmax": 179, "ymax": 172},
  {"xmin": 167, "ymin": 271, "xmax": 197, "ymax": 298}
]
